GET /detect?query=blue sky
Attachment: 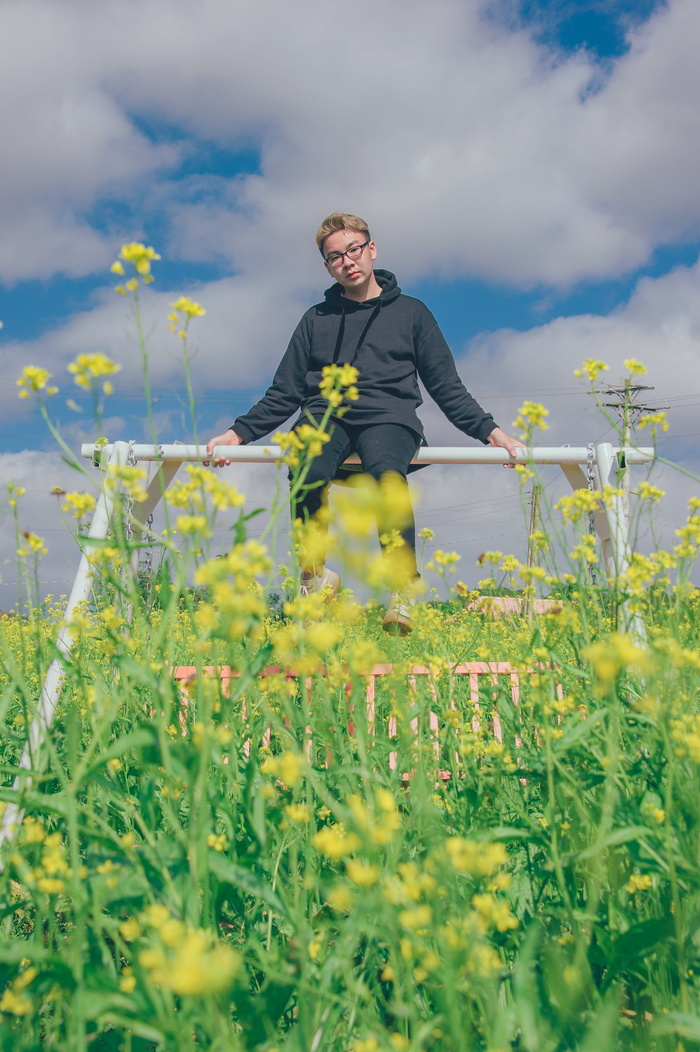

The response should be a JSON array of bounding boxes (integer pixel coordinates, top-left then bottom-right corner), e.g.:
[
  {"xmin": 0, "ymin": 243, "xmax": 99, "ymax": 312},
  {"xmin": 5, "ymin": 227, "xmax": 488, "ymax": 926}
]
[{"xmin": 1, "ymin": 0, "xmax": 698, "ymax": 605}]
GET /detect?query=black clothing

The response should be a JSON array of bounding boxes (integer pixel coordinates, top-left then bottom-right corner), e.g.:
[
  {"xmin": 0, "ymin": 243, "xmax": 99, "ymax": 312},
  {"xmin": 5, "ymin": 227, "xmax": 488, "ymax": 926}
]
[
  {"xmin": 293, "ymin": 420, "xmax": 421, "ymax": 575},
  {"xmin": 232, "ymin": 270, "xmax": 497, "ymax": 445}
]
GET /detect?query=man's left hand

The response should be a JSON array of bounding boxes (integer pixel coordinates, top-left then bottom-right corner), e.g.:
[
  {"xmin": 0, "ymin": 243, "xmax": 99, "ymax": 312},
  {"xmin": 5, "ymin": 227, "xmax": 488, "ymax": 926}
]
[{"xmin": 486, "ymin": 427, "xmax": 526, "ymax": 467}]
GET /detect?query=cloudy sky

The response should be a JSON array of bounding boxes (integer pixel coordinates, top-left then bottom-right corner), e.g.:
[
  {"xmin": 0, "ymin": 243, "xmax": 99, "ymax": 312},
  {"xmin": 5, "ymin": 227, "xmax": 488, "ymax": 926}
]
[{"xmin": 1, "ymin": 0, "xmax": 698, "ymax": 607}]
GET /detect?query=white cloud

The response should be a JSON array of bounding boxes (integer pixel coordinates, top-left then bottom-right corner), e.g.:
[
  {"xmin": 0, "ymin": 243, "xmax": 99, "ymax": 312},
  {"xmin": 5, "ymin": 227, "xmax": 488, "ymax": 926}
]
[
  {"xmin": 456, "ymin": 253, "xmax": 700, "ymax": 455},
  {"xmin": 1, "ymin": 0, "xmax": 698, "ymax": 288},
  {"xmin": 2, "ymin": 0, "xmax": 699, "ymax": 602}
]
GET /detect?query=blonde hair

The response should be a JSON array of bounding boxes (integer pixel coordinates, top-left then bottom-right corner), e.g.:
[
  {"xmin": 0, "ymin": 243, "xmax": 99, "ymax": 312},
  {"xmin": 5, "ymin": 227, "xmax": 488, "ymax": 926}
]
[{"xmin": 315, "ymin": 212, "xmax": 371, "ymax": 256}]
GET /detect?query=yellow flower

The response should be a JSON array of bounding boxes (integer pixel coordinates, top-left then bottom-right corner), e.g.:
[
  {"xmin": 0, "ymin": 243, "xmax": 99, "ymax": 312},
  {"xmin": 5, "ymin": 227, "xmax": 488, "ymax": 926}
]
[
  {"xmin": 625, "ymin": 873, "xmax": 653, "ymax": 893},
  {"xmin": 326, "ymin": 883, "xmax": 354, "ymax": 910},
  {"xmin": 0, "ymin": 987, "xmax": 32, "ymax": 1016},
  {"xmin": 556, "ymin": 488, "xmax": 601, "ymax": 524},
  {"xmin": 168, "ymin": 296, "xmax": 206, "ymax": 337},
  {"xmin": 445, "ymin": 838, "xmax": 507, "ymax": 877},
  {"xmin": 142, "ymin": 928, "xmax": 240, "ymax": 996},
  {"xmin": 22, "ymin": 818, "xmax": 46, "ymax": 844},
  {"xmin": 398, "ymin": 904, "xmax": 433, "ymax": 930},
  {"xmin": 261, "ymin": 750, "xmax": 305, "ymax": 789},
  {"xmin": 353, "ymin": 1038, "xmax": 380, "ymax": 1052},
  {"xmin": 623, "ymin": 358, "xmax": 647, "ymax": 376},
  {"xmin": 141, "ymin": 903, "xmax": 171, "ymax": 930},
  {"xmin": 175, "ymin": 514, "xmax": 211, "ymax": 537},
  {"xmin": 512, "ymin": 400, "xmax": 549, "ymax": 435},
  {"xmin": 584, "ymin": 633, "xmax": 650, "ymax": 691},
  {"xmin": 17, "ymin": 365, "xmax": 58, "ymax": 399},
  {"xmin": 471, "ymin": 892, "xmax": 518, "ymax": 932},
  {"xmin": 115, "ymin": 242, "xmax": 160, "ymax": 277},
  {"xmin": 345, "ymin": 859, "xmax": 380, "ymax": 888},
  {"xmin": 319, "ymin": 363, "xmax": 360, "ymax": 406},
  {"xmin": 170, "ymin": 296, "xmax": 206, "ymax": 318},
  {"xmin": 312, "ymin": 824, "xmax": 361, "ymax": 861},
  {"xmin": 119, "ymin": 968, "xmax": 136, "ymax": 993},
  {"xmin": 68, "ymin": 353, "xmax": 121, "ymax": 391},
  {"xmin": 61, "ymin": 491, "xmax": 97, "ymax": 520},
  {"xmin": 426, "ymin": 549, "xmax": 461, "ymax": 573},
  {"xmin": 17, "ymin": 532, "xmax": 47, "ymax": 558},
  {"xmin": 638, "ymin": 481, "xmax": 665, "ymax": 502},
  {"xmin": 638, "ymin": 411, "xmax": 669, "ymax": 435},
  {"xmin": 206, "ymin": 833, "xmax": 228, "ymax": 852},
  {"xmin": 119, "ymin": 917, "xmax": 142, "ymax": 942},
  {"xmin": 284, "ymin": 803, "xmax": 311, "ymax": 824},
  {"xmin": 574, "ymin": 358, "xmax": 609, "ymax": 382}
]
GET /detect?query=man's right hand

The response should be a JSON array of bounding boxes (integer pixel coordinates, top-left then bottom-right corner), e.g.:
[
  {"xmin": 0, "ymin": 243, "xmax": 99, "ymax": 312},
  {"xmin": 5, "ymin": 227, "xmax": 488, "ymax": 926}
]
[{"xmin": 204, "ymin": 429, "xmax": 244, "ymax": 467}]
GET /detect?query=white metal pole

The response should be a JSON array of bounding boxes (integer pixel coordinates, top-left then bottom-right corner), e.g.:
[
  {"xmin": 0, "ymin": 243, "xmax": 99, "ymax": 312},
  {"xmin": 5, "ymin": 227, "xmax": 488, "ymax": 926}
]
[
  {"xmin": 82, "ymin": 442, "xmax": 655, "ymax": 466},
  {"xmin": 0, "ymin": 442, "xmax": 130, "ymax": 862},
  {"xmin": 594, "ymin": 442, "xmax": 646, "ymax": 641},
  {"xmin": 593, "ymin": 442, "xmax": 631, "ymax": 577}
]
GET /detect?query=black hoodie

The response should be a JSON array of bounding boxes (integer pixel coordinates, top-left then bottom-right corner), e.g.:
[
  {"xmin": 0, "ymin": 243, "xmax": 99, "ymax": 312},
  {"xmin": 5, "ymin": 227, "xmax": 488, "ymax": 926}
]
[{"xmin": 232, "ymin": 270, "xmax": 497, "ymax": 445}]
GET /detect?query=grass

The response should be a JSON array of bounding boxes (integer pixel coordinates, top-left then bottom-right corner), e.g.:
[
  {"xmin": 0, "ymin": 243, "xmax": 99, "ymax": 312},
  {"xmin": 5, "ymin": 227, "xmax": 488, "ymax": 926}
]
[{"xmin": 2, "ymin": 247, "xmax": 700, "ymax": 1050}]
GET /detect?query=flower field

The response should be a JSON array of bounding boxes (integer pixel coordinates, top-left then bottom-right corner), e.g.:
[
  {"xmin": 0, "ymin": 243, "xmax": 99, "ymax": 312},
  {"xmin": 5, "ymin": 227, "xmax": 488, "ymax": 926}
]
[
  {"xmin": 3, "ymin": 482, "xmax": 700, "ymax": 1051},
  {"xmin": 3, "ymin": 248, "xmax": 700, "ymax": 1050}
]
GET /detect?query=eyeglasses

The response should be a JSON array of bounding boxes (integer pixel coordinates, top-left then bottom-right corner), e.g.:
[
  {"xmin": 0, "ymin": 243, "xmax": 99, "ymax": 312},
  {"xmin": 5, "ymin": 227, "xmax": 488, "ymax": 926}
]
[{"xmin": 324, "ymin": 239, "xmax": 370, "ymax": 269}]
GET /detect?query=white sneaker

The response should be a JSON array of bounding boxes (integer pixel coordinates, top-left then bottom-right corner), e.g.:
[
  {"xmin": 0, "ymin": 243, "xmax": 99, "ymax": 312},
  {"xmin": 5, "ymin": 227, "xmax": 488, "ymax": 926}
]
[
  {"xmin": 383, "ymin": 593, "xmax": 415, "ymax": 635},
  {"xmin": 299, "ymin": 567, "xmax": 340, "ymax": 600}
]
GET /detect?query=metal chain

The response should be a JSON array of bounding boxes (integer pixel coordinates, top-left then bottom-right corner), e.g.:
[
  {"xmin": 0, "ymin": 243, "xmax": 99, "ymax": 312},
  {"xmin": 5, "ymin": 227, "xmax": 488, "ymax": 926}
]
[
  {"xmin": 124, "ymin": 439, "xmax": 136, "ymax": 543},
  {"xmin": 585, "ymin": 443, "xmax": 598, "ymax": 585},
  {"xmin": 138, "ymin": 444, "xmax": 162, "ymax": 607},
  {"xmin": 140, "ymin": 512, "xmax": 155, "ymax": 604}
]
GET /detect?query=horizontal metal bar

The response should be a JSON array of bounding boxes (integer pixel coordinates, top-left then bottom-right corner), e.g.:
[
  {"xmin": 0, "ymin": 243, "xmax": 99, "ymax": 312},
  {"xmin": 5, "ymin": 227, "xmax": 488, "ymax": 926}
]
[{"xmin": 82, "ymin": 442, "xmax": 655, "ymax": 467}]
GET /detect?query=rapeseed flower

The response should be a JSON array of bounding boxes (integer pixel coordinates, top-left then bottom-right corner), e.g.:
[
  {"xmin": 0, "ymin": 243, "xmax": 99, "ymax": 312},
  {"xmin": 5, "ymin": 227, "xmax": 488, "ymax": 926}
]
[
  {"xmin": 112, "ymin": 242, "xmax": 160, "ymax": 292},
  {"xmin": 68, "ymin": 353, "xmax": 121, "ymax": 393},
  {"xmin": 346, "ymin": 859, "xmax": 380, "ymax": 888},
  {"xmin": 17, "ymin": 365, "xmax": 58, "ymax": 399},
  {"xmin": 261, "ymin": 750, "xmax": 305, "ymax": 789},
  {"xmin": 312, "ymin": 824, "xmax": 361, "ymax": 860},
  {"xmin": 445, "ymin": 838, "xmax": 507, "ymax": 877},
  {"xmin": 625, "ymin": 873, "xmax": 653, "ymax": 893},
  {"xmin": 61, "ymin": 491, "xmax": 97, "ymax": 520},
  {"xmin": 574, "ymin": 358, "xmax": 609, "ymax": 382},
  {"xmin": 17, "ymin": 532, "xmax": 47, "ymax": 558},
  {"xmin": 638, "ymin": 482, "xmax": 665, "ymax": 502},
  {"xmin": 639, "ymin": 411, "xmax": 668, "ymax": 435},
  {"xmin": 512, "ymin": 400, "xmax": 549, "ymax": 436}
]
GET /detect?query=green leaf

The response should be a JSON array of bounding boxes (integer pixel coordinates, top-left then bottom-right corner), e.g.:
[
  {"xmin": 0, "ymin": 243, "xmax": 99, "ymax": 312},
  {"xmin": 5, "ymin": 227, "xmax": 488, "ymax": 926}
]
[
  {"xmin": 209, "ymin": 853, "xmax": 286, "ymax": 917},
  {"xmin": 577, "ymin": 826, "xmax": 652, "ymax": 860},
  {"xmin": 552, "ymin": 709, "xmax": 607, "ymax": 751},
  {"xmin": 487, "ymin": 825, "xmax": 537, "ymax": 841},
  {"xmin": 651, "ymin": 1011, "xmax": 700, "ymax": 1040},
  {"xmin": 602, "ymin": 914, "xmax": 676, "ymax": 984},
  {"xmin": 83, "ymin": 728, "xmax": 157, "ymax": 778}
]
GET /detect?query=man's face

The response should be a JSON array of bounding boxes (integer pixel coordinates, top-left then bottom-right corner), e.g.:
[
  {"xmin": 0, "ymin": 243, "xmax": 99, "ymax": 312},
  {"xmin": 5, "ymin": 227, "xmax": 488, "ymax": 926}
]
[{"xmin": 323, "ymin": 228, "xmax": 377, "ymax": 292}]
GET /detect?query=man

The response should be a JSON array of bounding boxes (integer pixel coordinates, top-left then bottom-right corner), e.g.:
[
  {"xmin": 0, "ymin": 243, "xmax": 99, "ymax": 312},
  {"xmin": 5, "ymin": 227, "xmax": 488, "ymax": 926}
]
[{"xmin": 206, "ymin": 212, "xmax": 523, "ymax": 633}]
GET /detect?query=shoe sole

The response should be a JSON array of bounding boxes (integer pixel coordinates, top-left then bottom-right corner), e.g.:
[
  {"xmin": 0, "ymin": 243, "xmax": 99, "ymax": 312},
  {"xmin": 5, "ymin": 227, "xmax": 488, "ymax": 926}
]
[{"xmin": 382, "ymin": 612, "xmax": 412, "ymax": 635}]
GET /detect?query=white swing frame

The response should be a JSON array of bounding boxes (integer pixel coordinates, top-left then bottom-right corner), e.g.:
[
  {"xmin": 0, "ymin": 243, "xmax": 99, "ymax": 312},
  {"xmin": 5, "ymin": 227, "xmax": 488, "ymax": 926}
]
[{"xmin": 0, "ymin": 439, "xmax": 654, "ymax": 857}]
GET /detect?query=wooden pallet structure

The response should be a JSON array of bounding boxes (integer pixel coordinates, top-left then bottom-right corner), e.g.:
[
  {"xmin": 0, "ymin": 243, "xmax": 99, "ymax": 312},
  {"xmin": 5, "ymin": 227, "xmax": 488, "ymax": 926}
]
[{"xmin": 172, "ymin": 661, "xmax": 563, "ymax": 774}]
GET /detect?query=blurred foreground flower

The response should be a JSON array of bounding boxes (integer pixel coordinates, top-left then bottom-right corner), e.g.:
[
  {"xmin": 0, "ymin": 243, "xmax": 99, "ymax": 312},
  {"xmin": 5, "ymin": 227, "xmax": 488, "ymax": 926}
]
[
  {"xmin": 574, "ymin": 358, "xmax": 609, "ymax": 383},
  {"xmin": 68, "ymin": 353, "xmax": 121, "ymax": 394},
  {"xmin": 112, "ymin": 242, "xmax": 160, "ymax": 292},
  {"xmin": 168, "ymin": 296, "xmax": 206, "ymax": 339},
  {"xmin": 17, "ymin": 365, "xmax": 58, "ymax": 400}
]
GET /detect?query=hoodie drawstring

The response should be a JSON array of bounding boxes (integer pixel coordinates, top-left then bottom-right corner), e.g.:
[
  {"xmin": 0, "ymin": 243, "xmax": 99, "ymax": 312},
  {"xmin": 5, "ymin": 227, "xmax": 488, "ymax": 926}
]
[{"xmin": 332, "ymin": 301, "xmax": 382, "ymax": 368}]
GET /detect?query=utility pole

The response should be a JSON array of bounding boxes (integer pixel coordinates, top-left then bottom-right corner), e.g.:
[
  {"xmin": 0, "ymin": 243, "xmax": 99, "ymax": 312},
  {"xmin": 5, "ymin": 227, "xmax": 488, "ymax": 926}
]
[{"xmin": 601, "ymin": 382, "xmax": 668, "ymax": 523}]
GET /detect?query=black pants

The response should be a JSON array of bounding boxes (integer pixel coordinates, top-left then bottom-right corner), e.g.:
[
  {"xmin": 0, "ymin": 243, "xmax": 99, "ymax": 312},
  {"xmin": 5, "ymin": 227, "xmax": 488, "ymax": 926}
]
[{"xmin": 292, "ymin": 420, "xmax": 420, "ymax": 576}]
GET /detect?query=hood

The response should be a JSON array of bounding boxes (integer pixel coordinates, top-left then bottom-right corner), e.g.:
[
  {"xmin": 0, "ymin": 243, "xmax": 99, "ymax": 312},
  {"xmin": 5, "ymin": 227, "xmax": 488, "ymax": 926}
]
[{"xmin": 322, "ymin": 269, "xmax": 402, "ymax": 310}]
